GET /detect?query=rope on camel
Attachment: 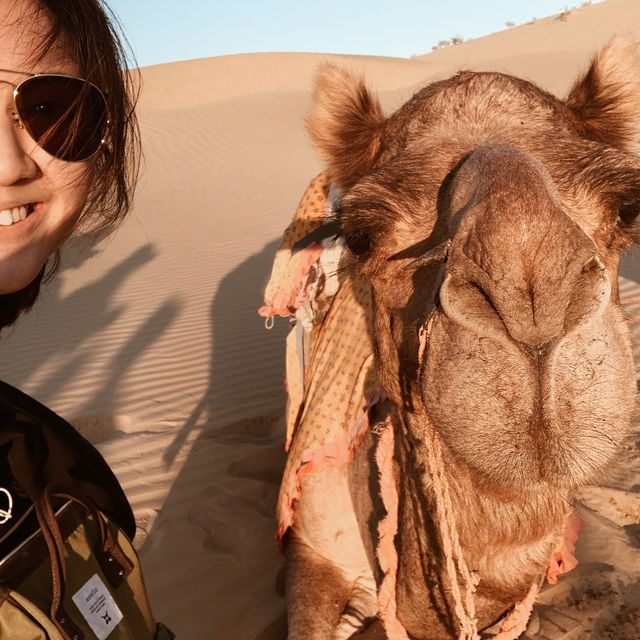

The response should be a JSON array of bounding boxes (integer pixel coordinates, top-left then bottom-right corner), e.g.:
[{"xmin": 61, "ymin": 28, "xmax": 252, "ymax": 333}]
[{"xmin": 415, "ymin": 314, "xmax": 480, "ymax": 640}]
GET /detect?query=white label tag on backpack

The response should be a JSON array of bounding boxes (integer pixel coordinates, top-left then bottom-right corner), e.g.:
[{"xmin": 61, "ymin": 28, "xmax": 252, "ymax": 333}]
[{"xmin": 71, "ymin": 573, "xmax": 123, "ymax": 640}]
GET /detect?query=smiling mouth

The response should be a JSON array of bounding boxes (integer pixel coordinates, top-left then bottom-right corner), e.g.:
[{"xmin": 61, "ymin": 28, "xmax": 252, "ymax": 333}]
[{"xmin": 0, "ymin": 203, "xmax": 37, "ymax": 227}]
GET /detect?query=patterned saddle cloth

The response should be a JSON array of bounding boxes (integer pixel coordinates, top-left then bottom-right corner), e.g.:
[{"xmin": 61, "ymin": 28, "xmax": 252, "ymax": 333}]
[{"xmin": 259, "ymin": 173, "xmax": 382, "ymax": 539}]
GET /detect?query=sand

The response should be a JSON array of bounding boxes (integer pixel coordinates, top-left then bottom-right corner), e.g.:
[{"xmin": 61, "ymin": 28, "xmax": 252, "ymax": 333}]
[{"xmin": 0, "ymin": 0, "xmax": 638, "ymax": 637}]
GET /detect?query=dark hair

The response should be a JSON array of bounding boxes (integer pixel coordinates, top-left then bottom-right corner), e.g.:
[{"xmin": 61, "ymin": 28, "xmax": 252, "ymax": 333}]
[
  {"xmin": 34, "ymin": 0, "xmax": 141, "ymax": 233},
  {"xmin": 0, "ymin": 0, "xmax": 141, "ymax": 329}
]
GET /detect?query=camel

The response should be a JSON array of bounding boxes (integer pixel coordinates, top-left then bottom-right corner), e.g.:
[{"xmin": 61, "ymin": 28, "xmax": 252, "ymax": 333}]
[{"xmin": 263, "ymin": 36, "xmax": 640, "ymax": 639}]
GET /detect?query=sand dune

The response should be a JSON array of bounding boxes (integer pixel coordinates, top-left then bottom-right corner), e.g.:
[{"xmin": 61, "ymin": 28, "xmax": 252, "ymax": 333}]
[{"xmin": 0, "ymin": 0, "xmax": 638, "ymax": 637}]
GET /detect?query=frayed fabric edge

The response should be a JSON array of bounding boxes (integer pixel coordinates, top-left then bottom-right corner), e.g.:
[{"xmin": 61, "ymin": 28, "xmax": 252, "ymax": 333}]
[
  {"xmin": 276, "ymin": 402, "xmax": 375, "ymax": 543},
  {"xmin": 375, "ymin": 417, "xmax": 411, "ymax": 640}
]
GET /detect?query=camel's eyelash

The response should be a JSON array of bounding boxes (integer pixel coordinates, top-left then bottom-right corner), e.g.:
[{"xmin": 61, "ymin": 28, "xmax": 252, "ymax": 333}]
[{"xmin": 291, "ymin": 218, "xmax": 341, "ymax": 253}]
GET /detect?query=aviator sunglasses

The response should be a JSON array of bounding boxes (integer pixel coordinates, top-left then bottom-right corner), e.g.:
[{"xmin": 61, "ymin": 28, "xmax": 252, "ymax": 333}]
[{"xmin": 0, "ymin": 67, "xmax": 108, "ymax": 162}]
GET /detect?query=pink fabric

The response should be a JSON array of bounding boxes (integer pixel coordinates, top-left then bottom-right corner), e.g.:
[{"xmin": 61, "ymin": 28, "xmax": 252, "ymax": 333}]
[
  {"xmin": 493, "ymin": 581, "xmax": 539, "ymax": 640},
  {"xmin": 546, "ymin": 511, "xmax": 583, "ymax": 585},
  {"xmin": 258, "ymin": 244, "xmax": 323, "ymax": 319},
  {"xmin": 276, "ymin": 405, "xmax": 374, "ymax": 541}
]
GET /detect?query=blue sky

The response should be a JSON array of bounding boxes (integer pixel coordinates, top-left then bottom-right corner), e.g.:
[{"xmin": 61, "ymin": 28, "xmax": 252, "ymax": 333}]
[{"xmin": 106, "ymin": 1, "xmax": 598, "ymax": 68}]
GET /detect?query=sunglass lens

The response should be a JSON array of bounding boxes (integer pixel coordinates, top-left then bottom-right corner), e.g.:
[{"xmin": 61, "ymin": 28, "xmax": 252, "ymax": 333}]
[{"xmin": 15, "ymin": 75, "xmax": 108, "ymax": 161}]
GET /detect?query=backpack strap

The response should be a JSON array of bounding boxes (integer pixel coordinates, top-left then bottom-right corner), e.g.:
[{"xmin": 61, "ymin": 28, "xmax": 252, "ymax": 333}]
[
  {"xmin": 32, "ymin": 484, "xmax": 135, "ymax": 640},
  {"xmin": 33, "ymin": 494, "xmax": 84, "ymax": 640},
  {"xmin": 0, "ymin": 380, "xmax": 135, "ymax": 540},
  {"xmin": 43, "ymin": 483, "xmax": 134, "ymax": 587}
]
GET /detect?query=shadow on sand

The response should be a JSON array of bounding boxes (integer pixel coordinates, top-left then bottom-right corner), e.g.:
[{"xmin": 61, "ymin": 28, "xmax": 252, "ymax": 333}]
[
  {"xmin": 139, "ymin": 238, "xmax": 289, "ymax": 639},
  {"xmin": 0, "ymin": 240, "xmax": 180, "ymax": 444}
]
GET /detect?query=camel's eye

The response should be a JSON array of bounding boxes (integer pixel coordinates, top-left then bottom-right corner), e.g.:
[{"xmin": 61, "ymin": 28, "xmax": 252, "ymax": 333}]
[
  {"xmin": 344, "ymin": 230, "xmax": 372, "ymax": 256},
  {"xmin": 617, "ymin": 200, "xmax": 640, "ymax": 227}
]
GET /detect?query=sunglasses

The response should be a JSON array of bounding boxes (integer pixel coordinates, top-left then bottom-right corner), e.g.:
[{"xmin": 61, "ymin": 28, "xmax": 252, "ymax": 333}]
[{"xmin": 0, "ymin": 67, "xmax": 108, "ymax": 162}]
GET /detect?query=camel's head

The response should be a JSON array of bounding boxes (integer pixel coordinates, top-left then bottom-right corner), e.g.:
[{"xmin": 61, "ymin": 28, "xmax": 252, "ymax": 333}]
[{"xmin": 308, "ymin": 36, "xmax": 640, "ymax": 495}]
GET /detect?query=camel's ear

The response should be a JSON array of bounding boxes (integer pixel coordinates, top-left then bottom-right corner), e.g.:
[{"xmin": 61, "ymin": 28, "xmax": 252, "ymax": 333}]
[
  {"xmin": 566, "ymin": 35, "xmax": 640, "ymax": 150},
  {"xmin": 307, "ymin": 64, "xmax": 385, "ymax": 190}
]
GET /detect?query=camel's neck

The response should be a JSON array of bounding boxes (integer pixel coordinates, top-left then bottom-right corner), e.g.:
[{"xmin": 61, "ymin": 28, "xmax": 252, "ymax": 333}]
[{"xmin": 391, "ymin": 410, "xmax": 569, "ymax": 635}]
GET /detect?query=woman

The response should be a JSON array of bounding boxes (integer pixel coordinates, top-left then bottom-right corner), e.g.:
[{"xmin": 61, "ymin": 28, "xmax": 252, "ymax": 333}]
[
  {"xmin": 0, "ymin": 1, "xmax": 172, "ymax": 638},
  {"xmin": 0, "ymin": 0, "xmax": 138, "ymax": 325}
]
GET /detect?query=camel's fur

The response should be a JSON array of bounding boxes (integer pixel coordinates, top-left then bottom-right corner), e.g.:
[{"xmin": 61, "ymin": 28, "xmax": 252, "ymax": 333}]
[{"xmin": 285, "ymin": 36, "xmax": 640, "ymax": 639}]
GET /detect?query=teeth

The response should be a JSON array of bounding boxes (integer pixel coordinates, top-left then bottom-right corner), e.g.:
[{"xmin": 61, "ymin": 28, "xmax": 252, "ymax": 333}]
[{"xmin": 0, "ymin": 205, "xmax": 28, "ymax": 226}]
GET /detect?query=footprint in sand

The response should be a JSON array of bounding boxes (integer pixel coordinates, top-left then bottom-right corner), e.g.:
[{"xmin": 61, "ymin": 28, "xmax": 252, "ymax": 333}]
[
  {"xmin": 70, "ymin": 413, "xmax": 133, "ymax": 445},
  {"xmin": 187, "ymin": 508, "xmax": 241, "ymax": 555}
]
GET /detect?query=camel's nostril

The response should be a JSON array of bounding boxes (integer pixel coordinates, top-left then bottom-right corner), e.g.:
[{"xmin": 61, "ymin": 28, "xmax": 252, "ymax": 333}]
[
  {"xmin": 441, "ymin": 245, "xmax": 611, "ymax": 348},
  {"xmin": 467, "ymin": 281, "xmax": 500, "ymax": 317},
  {"xmin": 439, "ymin": 273, "xmax": 511, "ymax": 346}
]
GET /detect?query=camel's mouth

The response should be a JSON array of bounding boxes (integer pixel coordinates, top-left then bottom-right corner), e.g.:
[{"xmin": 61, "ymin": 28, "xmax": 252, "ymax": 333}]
[{"xmin": 419, "ymin": 301, "xmax": 636, "ymax": 491}]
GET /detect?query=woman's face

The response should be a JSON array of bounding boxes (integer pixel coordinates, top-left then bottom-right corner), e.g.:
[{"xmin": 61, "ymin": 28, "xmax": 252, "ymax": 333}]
[{"xmin": 0, "ymin": 1, "xmax": 90, "ymax": 294}]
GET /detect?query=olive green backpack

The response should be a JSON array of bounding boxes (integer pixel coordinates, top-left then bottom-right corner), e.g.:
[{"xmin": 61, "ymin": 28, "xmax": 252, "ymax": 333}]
[{"xmin": 0, "ymin": 381, "xmax": 174, "ymax": 639}]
